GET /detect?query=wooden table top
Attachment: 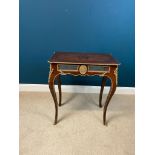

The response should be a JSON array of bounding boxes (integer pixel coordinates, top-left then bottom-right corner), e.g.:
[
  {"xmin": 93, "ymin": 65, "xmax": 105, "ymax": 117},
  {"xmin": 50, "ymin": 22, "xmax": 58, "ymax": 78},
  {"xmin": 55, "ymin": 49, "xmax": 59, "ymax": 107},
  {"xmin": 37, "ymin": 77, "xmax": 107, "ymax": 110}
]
[{"xmin": 49, "ymin": 51, "xmax": 119, "ymax": 65}]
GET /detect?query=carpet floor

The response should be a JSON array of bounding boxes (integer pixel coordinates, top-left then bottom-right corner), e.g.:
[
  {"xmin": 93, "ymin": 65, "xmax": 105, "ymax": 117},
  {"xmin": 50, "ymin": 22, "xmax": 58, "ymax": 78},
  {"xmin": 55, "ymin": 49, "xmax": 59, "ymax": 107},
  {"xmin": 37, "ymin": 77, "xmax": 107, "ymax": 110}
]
[{"xmin": 19, "ymin": 92, "xmax": 135, "ymax": 155}]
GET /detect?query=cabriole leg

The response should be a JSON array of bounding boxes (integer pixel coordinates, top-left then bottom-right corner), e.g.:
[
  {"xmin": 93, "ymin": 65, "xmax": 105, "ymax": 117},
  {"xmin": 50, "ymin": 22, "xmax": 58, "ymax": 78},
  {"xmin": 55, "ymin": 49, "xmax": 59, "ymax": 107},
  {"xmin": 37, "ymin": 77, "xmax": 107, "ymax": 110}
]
[
  {"xmin": 49, "ymin": 73, "xmax": 59, "ymax": 125},
  {"xmin": 99, "ymin": 77, "xmax": 107, "ymax": 108},
  {"xmin": 103, "ymin": 74, "xmax": 116, "ymax": 125},
  {"xmin": 57, "ymin": 75, "xmax": 62, "ymax": 106}
]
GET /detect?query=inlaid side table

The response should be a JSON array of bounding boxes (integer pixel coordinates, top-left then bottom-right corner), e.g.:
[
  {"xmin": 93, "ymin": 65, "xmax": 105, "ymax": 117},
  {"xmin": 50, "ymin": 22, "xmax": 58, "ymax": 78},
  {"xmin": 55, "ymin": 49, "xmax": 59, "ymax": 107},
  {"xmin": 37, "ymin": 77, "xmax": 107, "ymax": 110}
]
[{"xmin": 48, "ymin": 51, "xmax": 119, "ymax": 125}]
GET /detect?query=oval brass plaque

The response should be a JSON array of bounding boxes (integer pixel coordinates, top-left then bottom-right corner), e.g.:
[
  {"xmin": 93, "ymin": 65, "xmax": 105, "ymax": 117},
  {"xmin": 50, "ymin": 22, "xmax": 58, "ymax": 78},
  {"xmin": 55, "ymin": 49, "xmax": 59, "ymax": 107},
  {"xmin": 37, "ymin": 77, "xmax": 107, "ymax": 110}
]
[{"xmin": 79, "ymin": 65, "xmax": 87, "ymax": 75}]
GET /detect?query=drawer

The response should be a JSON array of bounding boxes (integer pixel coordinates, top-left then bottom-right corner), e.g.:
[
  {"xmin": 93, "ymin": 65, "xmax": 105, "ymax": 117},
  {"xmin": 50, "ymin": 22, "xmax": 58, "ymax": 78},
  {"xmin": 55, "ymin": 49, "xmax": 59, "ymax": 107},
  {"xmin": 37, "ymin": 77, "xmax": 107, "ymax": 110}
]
[
  {"xmin": 88, "ymin": 65, "xmax": 110, "ymax": 72},
  {"xmin": 58, "ymin": 64, "xmax": 110, "ymax": 72},
  {"xmin": 58, "ymin": 64, "xmax": 78, "ymax": 71}
]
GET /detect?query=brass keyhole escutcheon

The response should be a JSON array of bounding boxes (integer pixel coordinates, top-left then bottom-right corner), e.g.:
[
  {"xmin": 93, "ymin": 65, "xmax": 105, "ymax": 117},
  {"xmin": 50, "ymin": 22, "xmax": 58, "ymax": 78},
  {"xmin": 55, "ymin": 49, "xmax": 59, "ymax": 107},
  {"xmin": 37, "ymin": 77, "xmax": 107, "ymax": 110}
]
[{"xmin": 79, "ymin": 65, "xmax": 87, "ymax": 75}]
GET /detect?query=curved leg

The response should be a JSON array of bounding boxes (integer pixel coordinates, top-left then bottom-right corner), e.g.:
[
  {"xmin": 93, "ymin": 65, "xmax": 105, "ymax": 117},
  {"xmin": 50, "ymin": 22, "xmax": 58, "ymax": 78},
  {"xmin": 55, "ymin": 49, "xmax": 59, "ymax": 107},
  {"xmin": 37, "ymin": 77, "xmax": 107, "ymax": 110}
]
[
  {"xmin": 99, "ymin": 77, "xmax": 107, "ymax": 108},
  {"xmin": 57, "ymin": 75, "xmax": 62, "ymax": 106},
  {"xmin": 103, "ymin": 75, "xmax": 116, "ymax": 125},
  {"xmin": 49, "ymin": 73, "xmax": 59, "ymax": 125}
]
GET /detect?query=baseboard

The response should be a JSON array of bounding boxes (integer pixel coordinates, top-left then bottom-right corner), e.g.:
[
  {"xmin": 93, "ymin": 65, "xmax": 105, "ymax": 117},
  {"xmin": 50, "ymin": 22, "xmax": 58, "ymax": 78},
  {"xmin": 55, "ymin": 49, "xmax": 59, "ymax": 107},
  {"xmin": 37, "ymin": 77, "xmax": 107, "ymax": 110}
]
[{"xmin": 19, "ymin": 84, "xmax": 135, "ymax": 95}]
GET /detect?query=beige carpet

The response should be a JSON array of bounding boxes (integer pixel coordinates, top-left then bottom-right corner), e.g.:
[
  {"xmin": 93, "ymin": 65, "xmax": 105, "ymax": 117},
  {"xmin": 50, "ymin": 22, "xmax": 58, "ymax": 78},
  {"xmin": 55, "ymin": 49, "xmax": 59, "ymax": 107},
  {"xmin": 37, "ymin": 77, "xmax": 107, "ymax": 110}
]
[{"xmin": 19, "ymin": 92, "xmax": 135, "ymax": 155}]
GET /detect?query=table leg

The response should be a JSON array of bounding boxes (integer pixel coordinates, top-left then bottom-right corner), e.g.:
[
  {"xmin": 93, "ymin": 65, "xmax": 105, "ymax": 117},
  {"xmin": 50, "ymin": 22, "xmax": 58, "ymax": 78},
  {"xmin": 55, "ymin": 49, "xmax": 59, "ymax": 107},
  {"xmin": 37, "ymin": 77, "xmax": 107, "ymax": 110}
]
[
  {"xmin": 99, "ymin": 77, "xmax": 107, "ymax": 108},
  {"xmin": 57, "ymin": 75, "xmax": 62, "ymax": 106},
  {"xmin": 49, "ymin": 73, "xmax": 59, "ymax": 125},
  {"xmin": 103, "ymin": 74, "xmax": 116, "ymax": 125}
]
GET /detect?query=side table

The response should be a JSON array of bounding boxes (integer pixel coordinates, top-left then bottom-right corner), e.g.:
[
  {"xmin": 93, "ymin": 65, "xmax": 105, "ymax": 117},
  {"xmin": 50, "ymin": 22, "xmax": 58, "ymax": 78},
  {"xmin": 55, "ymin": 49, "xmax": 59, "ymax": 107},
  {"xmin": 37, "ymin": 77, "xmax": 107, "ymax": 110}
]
[{"xmin": 48, "ymin": 51, "xmax": 119, "ymax": 125}]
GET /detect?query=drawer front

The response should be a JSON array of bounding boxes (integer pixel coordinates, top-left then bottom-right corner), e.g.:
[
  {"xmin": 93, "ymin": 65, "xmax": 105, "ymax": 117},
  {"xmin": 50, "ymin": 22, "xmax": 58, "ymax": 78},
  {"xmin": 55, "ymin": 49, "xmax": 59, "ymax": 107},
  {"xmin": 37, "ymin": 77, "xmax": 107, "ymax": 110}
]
[
  {"xmin": 58, "ymin": 64, "xmax": 110, "ymax": 73},
  {"xmin": 88, "ymin": 65, "xmax": 110, "ymax": 72},
  {"xmin": 58, "ymin": 64, "xmax": 78, "ymax": 71}
]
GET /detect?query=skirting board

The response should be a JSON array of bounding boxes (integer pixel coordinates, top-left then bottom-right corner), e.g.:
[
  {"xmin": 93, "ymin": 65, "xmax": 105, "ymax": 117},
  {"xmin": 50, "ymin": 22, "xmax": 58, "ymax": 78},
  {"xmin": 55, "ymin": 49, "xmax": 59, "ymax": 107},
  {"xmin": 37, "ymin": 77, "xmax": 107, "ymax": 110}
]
[{"xmin": 19, "ymin": 84, "xmax": 135, "ymax": 95}]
